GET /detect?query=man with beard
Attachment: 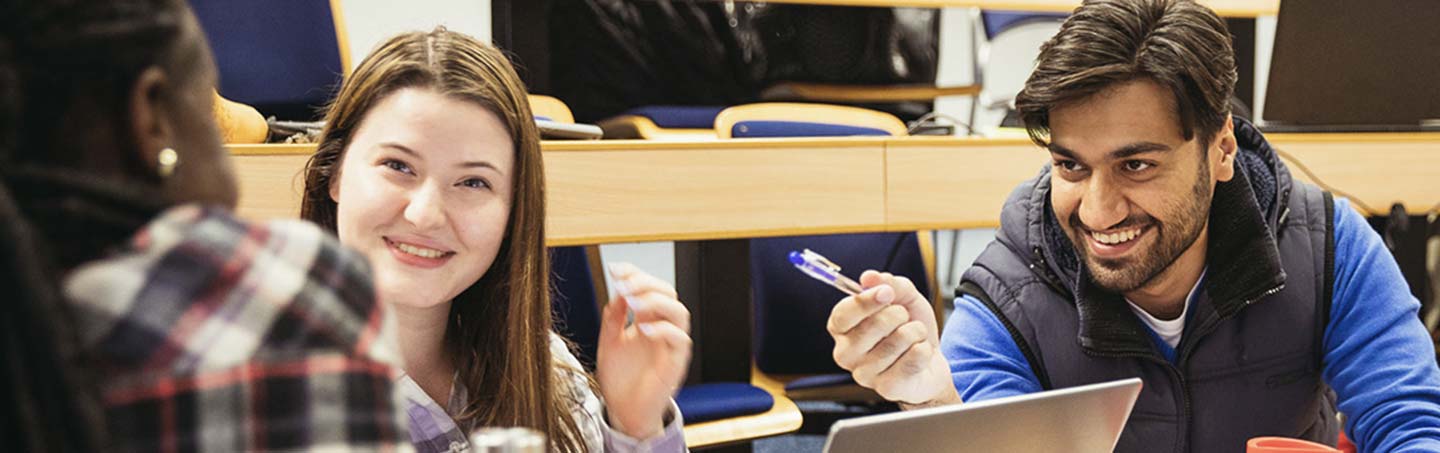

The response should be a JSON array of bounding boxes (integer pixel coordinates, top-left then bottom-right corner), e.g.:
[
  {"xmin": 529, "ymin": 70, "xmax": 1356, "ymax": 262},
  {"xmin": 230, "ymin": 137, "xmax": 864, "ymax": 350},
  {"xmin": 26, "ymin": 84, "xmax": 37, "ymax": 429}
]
[{"xmin": 823, "ymin": 0, "xmax": 1440, "ymax": 451}]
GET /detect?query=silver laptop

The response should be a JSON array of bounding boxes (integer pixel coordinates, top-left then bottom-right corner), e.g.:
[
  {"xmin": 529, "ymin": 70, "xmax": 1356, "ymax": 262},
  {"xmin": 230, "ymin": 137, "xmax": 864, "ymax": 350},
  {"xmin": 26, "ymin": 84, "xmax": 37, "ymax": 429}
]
[{"xmin": 823, "ymin": 378, "xmax": 1143, "ymax": 453}]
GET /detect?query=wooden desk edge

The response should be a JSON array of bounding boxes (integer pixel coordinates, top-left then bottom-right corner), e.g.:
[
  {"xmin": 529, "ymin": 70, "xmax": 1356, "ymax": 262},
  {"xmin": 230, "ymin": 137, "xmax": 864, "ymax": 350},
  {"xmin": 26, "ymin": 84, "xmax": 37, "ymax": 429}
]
[
  {"xmin": 754, "ymin": 0, "xmax": 1275, "ymax": 17},
  {"xmin": 230, "ymin": 138, "xmax": 893, "ymax": 156},
  {"xmin": 548, "ymin": 225, "xmax": 893, "ymax": 247}
]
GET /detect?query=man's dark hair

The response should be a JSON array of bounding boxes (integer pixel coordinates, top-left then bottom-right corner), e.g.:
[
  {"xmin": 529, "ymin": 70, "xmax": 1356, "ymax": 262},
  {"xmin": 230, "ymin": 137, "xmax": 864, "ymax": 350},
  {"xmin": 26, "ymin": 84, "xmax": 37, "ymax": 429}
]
[{"xmin": 1015, "ymin": 0, "xmax": 1237, "ymax": 149}]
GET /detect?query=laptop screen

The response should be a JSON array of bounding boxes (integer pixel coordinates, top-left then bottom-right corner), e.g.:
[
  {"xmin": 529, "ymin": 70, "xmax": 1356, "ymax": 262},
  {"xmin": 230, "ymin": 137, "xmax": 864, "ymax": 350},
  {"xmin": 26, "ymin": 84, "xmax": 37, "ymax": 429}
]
[
  {"xmin": 823, "ymin": 378, "xmax": 1142, "ymax": 453},
  {"xmin": 1262, "ymin": 0, "xmax": 1440, "ymax": 129}
]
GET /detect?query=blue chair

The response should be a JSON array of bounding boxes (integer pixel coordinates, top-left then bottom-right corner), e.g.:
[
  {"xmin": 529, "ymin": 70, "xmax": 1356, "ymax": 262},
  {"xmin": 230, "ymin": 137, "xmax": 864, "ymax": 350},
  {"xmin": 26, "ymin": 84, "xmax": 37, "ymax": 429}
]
[
  {"xmin": 714, "ymin": 102, "xmax": 908, "ymax": 139},
  {"xmin": 969, "ymin": 10, "xmax": 1067, "ymax": 134},
  {"xmin": 550, "ymin": 246, "xmax": 604, "ymax": 368},
  {"xmin": 189, "ymin": 0, "xmax": 349, "ymax": 121},
  {"xmin": 547, "ymin": 246, "xmax": 803, "ymax": 448},
  {"xmin": 750, "ymin": 234, "xmax": 932, "ymax": 378},
  {"xmin": 714, "ymin": 103, "xmax": 941, "ymax": 427},
  {"xmin": 539, "ymin": 95, "xmax": 799, "ymax": 443},
  {"xmin": 596, "ymin": 105, "xmax": 724, "ymax": 140}
]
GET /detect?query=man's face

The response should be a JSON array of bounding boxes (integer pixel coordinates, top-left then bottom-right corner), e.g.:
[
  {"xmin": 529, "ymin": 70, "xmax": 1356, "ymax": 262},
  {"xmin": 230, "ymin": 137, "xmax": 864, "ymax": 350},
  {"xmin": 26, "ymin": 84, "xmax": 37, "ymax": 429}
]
[{"xmin": 1047, "ymin": 79, "xmax": 1234, "ymax": 293}]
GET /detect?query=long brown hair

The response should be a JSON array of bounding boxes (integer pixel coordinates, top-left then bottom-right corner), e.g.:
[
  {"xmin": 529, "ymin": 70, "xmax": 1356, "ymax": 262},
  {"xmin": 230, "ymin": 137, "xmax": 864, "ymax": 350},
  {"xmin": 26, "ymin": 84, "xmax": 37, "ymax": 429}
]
[{"xmin": 299, "ymin": 28, "xmax": 584, "ymax": 452}]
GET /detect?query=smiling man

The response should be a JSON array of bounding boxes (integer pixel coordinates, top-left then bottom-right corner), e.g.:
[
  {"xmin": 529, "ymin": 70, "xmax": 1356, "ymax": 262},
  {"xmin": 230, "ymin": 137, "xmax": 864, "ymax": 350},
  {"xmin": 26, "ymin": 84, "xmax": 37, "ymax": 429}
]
[{"xmin": 821, "ymin": 0, "xmax": 1440, "ymax": 451}]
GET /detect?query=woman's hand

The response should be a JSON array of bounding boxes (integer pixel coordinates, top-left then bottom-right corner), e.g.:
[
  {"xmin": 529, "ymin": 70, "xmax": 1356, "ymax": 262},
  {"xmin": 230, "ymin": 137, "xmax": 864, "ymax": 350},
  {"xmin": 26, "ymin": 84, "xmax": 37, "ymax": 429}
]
[{"xmin": 595, "ymin": 262, "xmax": 693, "ymax": 440}]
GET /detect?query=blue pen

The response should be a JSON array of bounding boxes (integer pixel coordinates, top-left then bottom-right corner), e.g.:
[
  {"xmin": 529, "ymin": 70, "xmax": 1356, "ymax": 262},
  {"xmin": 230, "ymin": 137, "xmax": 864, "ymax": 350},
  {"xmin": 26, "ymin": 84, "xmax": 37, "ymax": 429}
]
[{"xmin": 789, "ymin": 249, "xmax": 864, "ymax": 295}]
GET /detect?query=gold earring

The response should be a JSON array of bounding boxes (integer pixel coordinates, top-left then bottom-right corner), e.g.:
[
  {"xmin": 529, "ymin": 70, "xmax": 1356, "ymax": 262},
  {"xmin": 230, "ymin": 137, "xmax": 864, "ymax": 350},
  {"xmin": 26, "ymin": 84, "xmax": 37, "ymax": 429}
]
[{"xmin": 157, "ymin": 147, "xmax": 179, "ymax": 178}]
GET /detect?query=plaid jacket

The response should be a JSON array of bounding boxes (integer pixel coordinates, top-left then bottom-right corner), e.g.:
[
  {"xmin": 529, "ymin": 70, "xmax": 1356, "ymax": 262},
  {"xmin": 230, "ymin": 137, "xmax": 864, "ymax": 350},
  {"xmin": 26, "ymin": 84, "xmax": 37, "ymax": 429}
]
[{"xmin": 63, "ymin": 205, "xmax": 412, "ymax": 452}]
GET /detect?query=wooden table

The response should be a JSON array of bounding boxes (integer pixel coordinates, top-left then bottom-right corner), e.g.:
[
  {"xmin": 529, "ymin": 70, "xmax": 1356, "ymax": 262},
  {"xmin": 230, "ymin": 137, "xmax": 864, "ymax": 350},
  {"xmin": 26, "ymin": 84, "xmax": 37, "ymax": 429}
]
[
  {"xmin": 233, "ymin": 138, "xmax": 890, "ymax": 246},
  {"xmin": 755, "ymin": 0, "xmax": 1277, "ymax": 17},
  {"xmin": 229, "ymin": 133, "xmax": 1440, "ymax": 435},
  {"xmin": 231, "ymin": 133, "xmax": 1440, "ymax": 239},
  {"xmin": 885, "ymin": 133, "xmax": 1440, "ymax": 231}
]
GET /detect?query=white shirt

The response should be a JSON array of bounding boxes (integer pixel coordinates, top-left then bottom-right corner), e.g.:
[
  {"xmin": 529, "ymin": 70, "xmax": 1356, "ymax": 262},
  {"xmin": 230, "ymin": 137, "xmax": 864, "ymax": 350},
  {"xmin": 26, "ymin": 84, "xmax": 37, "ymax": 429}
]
[{"xmin": 1125, "ymin": 270, "xmax": 1207, "ymax": 349}]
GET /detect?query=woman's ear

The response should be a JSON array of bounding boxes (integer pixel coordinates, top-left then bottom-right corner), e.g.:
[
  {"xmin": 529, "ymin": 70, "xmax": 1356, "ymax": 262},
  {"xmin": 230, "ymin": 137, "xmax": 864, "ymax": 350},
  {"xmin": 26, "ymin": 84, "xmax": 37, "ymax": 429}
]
[
  {"xmin": 127, "ymin": 66, "xmax": 173, "ymax": 173},
  {"xmin": 329, "ymin": 163, "xmax": 343, "ymax": 203}
]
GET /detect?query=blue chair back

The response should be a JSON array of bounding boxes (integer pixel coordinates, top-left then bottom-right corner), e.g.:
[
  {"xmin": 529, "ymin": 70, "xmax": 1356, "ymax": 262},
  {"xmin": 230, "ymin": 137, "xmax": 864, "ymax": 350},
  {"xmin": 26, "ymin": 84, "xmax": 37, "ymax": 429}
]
[
  {"xmin": 730, "ymin": 121, "xmax": 893, "ymax": 138},
  {"xmin": 726, "ymin": 106, "xmax": 930, "ymax": 376},
  {"xmin": 982, "ymin": 11, "xmax": 1068, "ymax": 39},
  {"xmin": 189, "ymin": 0, "xmax": 345, "ymax": 120},
  {"xmin": 549, "ymin": 246, "xmax": 780, "ymax": 423},
  {"xmin": 624, "ymin": 106, "xmax": 727, "ymax": 129},
  {"xmin": 753, "ymin": 233, "xmax": 930, "ymax": 375},
  {"xmin": 550, "ymin": 246, "xmax": 602, "ymax": 369}
]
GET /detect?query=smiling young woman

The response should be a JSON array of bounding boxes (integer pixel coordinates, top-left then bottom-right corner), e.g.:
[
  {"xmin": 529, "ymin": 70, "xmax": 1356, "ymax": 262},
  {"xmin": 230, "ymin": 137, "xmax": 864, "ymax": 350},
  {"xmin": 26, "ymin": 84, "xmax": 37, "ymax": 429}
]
[{"xmin": 300, "ymin": 28, "xmax": 691, "ymax": 453}]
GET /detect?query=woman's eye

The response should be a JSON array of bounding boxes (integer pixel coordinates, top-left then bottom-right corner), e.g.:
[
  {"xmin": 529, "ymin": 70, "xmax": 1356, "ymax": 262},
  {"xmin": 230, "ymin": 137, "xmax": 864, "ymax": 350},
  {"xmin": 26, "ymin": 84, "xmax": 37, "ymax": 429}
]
[
  {"xmin": 459, "ymin": 178, "xmax": 490, "ymax": 190},
  {"xmin": 382, "ymin": 159, "xmax": 413, "ymax": 175}
]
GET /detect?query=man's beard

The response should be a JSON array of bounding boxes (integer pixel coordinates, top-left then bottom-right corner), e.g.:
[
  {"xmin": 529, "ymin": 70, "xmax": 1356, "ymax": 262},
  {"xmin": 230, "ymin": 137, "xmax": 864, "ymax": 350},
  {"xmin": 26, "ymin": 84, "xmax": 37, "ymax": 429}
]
[{"xmin": 1070, "ymin": 161, "xmax": 1212, "ymax": 293}]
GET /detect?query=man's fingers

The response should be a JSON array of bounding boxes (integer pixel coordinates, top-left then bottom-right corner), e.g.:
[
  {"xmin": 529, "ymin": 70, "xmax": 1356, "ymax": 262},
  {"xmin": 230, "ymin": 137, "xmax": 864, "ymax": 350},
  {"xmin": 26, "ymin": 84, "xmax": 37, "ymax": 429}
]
[
  {"xmin": 849, "ymin": 320, "xmax": 929, "ymax": 386},
  {"xmin": 827, "ymin": 284, "xmax": 897, "ymax": 335},
  {"xmin": 873, "ymin": 341, "xmax": 940, "ymax": 403},
  {"xmin": 859, "ymin": 269, "xmax": 886, "ymax": 288},
  {"xmin": 832, "ymin": 304, "xmax": 910, "ymax": 370}
]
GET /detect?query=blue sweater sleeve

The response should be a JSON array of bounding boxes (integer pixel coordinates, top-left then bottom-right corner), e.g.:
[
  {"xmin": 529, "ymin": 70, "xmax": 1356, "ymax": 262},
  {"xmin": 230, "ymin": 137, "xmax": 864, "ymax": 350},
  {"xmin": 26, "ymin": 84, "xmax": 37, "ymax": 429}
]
[
  {"xmin": 939, "ymin": 293, "xmax": 1043, "ymax": 402},
  {"xmin": 1323, "ymin": 198, "xmax": 1440, "ymax": 453}
]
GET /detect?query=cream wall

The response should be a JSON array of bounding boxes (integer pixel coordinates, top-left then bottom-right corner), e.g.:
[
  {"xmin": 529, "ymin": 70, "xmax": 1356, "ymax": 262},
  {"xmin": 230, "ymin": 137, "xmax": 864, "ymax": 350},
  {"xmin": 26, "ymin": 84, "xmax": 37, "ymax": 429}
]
[{"xmin": 339, "ymin": 0, "xmax": 491, "ymax": 71}]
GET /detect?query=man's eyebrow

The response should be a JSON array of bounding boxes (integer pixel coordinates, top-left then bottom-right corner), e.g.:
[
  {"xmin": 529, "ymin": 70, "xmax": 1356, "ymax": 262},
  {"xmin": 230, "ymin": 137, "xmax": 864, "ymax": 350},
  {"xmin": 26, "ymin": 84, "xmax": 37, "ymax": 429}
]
[
  {"xmin": 1046, "ymin": 142, "xmax": 1173, "ymax": 161},
  {"xmin": 1047, "ymin": 144, "xmax": 1077, "ymax": 160},
  {"xmin": 1108, "ymin": 142, "xmax": 1173, "ymax": 160}
]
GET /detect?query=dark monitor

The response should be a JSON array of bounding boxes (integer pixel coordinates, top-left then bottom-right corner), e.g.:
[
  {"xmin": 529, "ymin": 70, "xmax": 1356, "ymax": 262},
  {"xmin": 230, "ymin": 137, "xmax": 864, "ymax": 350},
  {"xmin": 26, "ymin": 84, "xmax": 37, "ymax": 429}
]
[{"xmin": 1262, "ymin": 0, "xmax": 1440, "ymax": 131}]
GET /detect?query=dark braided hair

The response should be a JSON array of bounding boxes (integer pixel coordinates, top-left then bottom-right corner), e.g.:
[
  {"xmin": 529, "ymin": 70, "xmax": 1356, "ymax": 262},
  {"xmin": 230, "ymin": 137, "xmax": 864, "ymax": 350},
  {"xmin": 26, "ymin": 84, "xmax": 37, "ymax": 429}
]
[
  {"xmin": 1, "ymin": 0, "xmax": 193, "ymax": 450},
  {"xmin": 0, "ymin": 7, "xmax": 106, "ymax": 452}
]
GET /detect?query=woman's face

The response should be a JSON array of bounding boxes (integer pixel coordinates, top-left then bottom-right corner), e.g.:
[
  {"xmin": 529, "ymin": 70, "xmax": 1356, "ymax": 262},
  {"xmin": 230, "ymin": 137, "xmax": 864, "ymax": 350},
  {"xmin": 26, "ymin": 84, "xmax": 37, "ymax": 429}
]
[{"xmin": 330, "ymin": 87, "xmax": 515, "ymax": 309}]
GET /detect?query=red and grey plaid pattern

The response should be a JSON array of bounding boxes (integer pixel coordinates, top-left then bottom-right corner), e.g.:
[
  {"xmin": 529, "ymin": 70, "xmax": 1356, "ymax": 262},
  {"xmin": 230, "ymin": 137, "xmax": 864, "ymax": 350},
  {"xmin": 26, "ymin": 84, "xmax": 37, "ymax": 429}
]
[{"xmin": 64, "ymin": 205, "xmax": 412, "ymax": 452}]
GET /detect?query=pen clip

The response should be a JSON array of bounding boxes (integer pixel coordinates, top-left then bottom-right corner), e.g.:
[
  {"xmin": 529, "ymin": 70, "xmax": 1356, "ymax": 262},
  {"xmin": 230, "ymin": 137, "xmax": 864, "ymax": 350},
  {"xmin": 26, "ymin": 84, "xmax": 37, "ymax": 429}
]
[
  {"xmin": 790, "ymin": 249, "xmax": 863, "ymax": 295},
  {"xmin": 802, "ymin": 249, "xmax": 843, "ymax": 273}
]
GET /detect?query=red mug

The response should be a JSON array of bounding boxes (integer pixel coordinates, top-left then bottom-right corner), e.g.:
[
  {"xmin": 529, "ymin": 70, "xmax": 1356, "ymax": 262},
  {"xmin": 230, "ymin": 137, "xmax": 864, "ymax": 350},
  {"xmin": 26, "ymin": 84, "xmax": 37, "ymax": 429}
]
[{"xmin": 1247, "ymin": 437, "xmax": 1342, "ymax": 453}]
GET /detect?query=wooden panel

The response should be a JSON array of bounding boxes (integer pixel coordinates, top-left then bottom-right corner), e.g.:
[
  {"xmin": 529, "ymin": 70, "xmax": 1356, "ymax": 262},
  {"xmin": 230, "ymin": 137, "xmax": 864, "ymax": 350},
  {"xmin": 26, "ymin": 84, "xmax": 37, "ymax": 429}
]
[
  {"xmin": 229, "ymin": 140, "xmax": 888, "ymax": 246},
  {"xmin": 545, "ymin": 142, "xmax": 886, "ymax": 246},
  {"xmin": 232, "ymin": 152, "xmax": 311, "ymax": 220},
  {"xmin": 885, "ymin": 138, "xmax": 1050, "ymax": 230},
  {"xmin": 884, "ymin": 134, "xmax": 1440, "ymax": 230},
  {"xmin": 1267, "ymin": 135, "xmax": 1440, "ymax": 215},
  {"xmin": 230, "ymin": 134, "xmax": 1440, "ymax": 243},
  {"xmin": 756, "ymin": 0, "xmax": 1277, "ymax": 17}
]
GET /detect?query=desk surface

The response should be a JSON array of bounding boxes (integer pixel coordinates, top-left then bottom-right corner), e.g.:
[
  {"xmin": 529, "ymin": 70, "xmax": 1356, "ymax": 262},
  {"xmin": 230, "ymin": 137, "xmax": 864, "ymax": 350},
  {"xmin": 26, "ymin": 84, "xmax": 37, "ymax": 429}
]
[
  {"xmin": 230, "ymin": 133, "xmax": 1440, "ymax": 246},
  {"xmin": 756, "ymin": 0, "xmax": 1277, "ymax": 17},
  {"xmin": 233, "ymin": 138, "xmax": 892, "ymax": 246}
]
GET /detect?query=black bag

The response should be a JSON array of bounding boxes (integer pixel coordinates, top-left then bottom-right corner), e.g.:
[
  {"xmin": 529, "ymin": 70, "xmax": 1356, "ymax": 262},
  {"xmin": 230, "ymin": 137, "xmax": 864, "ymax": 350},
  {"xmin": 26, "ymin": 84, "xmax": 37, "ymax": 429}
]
[
  {"xmin": 549, "ymin": 0, "xmax": 766, "ymax": 123},
  {"xmin": 754, "ymin": 5, "xmax": 938, "ymax": 85}
]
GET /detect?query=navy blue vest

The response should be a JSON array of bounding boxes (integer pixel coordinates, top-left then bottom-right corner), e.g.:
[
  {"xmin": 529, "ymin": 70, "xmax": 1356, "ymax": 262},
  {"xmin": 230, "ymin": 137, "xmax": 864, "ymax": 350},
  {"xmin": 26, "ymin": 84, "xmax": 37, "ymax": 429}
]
[{"xmin": 959, "ymin": 121, "xmax": 1339, "ymax": 452}]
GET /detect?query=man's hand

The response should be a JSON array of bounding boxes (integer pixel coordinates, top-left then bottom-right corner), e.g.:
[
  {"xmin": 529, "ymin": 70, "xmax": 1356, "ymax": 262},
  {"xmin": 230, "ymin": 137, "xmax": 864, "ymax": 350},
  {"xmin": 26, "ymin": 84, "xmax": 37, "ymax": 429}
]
[{"xmin": 827, "ymin": 270, "xmax": 961, "ymax": 407}]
